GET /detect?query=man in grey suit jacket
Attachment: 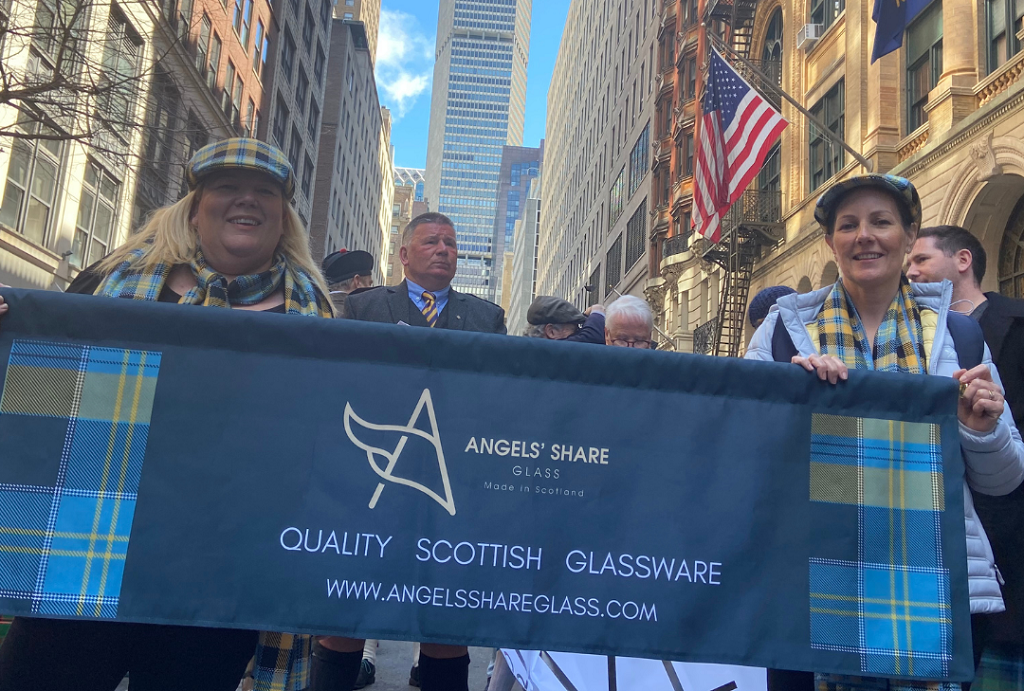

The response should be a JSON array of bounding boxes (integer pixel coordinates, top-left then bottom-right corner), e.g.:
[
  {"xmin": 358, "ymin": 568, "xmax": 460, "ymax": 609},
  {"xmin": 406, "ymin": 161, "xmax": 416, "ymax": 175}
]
[
  {"xmin": 311, "ymin": 212, "xmax": 503, "ymax": 691},
  {"xmin": 346, "ymin": 212, "xmax": 507, "ymax": 335}
]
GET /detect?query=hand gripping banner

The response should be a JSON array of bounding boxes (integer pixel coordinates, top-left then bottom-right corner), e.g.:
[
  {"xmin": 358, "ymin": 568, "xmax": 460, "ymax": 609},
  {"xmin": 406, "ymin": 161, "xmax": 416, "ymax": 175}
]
[{"xmin": 0, "ymin": 289, "xmax": 974, "ymax": 681}]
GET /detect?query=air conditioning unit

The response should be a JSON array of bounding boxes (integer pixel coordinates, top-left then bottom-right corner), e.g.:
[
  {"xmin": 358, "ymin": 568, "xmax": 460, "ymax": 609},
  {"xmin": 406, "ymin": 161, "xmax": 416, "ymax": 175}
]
[{"xmin": 797, "ymin": 23, "xmax": 824, "ymax": 50}]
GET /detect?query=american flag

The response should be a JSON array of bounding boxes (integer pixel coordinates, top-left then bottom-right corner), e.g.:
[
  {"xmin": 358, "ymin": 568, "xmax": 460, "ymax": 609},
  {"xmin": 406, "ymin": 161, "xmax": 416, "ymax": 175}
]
[{"xmin": 693, "ymin": 48, "xmax": 788, "ymax": 243}]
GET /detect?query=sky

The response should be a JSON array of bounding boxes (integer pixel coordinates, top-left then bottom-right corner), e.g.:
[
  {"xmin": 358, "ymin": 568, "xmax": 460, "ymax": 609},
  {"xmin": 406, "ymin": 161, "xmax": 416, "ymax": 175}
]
[{"xmin": 377, "ymin": 0, "xmax": 570, "ymax": 170}]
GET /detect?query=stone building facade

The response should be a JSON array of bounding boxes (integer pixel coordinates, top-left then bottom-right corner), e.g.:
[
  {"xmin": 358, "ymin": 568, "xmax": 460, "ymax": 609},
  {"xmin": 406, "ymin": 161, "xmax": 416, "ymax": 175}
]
[
  {"xmin": 538, "ymin": 0, "xmax": 660, "ymax": 312},
  {"xmin": 646, "ymin": 0, "xmax": 1024, "ymax": 353}
]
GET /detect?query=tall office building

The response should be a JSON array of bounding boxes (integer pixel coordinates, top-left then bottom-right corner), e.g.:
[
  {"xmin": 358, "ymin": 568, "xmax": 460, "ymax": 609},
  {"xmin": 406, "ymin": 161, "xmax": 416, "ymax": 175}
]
[
  {"xmin": 424, "ymin": 0, "xmax": 532, "ymax": 299},
  {"xmin": 537, "ymin": 0, "xmax": 658, "ymax": 310},
  {"xmin": 507, "ymin": 174, "xmax": 542, "ymax": 337},
  {"xmin": 493, "ymin": 144, "xmax": 542, "ymax": 308},
  {"xmin": 336, "ymin": 0, "xmax": 380, "ymax": 64}
]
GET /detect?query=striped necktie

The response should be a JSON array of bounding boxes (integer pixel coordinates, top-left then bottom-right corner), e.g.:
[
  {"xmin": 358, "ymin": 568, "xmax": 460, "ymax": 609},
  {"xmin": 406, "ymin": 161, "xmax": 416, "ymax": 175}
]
[{"xmin": 421, "ymin": 291, "xmax": 438, "ymax": 327}]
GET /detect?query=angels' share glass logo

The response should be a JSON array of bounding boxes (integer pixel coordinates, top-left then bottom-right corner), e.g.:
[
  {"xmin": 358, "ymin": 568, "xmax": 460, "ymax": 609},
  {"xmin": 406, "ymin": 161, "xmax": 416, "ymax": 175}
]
[{"xmin": 344, "ymin": 389, "xmax": 457, "ymax": 516}]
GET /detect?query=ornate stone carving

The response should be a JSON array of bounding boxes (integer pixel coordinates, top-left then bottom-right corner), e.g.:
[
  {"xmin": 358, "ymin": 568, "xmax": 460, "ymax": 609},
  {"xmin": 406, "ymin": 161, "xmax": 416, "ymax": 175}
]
[{"xmin": 970, "ymin": 131, "xmax": 1002, "ymax": 180}]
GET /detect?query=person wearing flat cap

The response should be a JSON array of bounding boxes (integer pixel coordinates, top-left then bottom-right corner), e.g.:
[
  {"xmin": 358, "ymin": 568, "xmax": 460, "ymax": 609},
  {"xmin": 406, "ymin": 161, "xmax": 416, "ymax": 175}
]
[
  {"xmin": 744, "ymin": 173, "xmax": 1024, "ymax": 691},
  {"xmin": 525, "ymin": 295, "xmax": 606, "ymax": 344},
  {"xmin": 322, "ymin": 249, "xmax": 375, "ymax": 317},
  {"xmin": 0, "ymin": 138, "xmax": 332, "ymax": 691}
]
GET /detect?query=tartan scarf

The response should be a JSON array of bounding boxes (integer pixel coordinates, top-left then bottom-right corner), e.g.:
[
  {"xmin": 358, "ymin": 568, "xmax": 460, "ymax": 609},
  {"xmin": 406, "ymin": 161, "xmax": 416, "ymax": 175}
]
[
  {"xmin": 816, "ymin": 276, "xmax": 926, "ymax": 375},
  {"xmin": 93, "ymin": 246, "xmax": 326, "ymax": 691},
  {"xmin": 93, "ymin": 247, "xmax": 333, "ymax": 317}
]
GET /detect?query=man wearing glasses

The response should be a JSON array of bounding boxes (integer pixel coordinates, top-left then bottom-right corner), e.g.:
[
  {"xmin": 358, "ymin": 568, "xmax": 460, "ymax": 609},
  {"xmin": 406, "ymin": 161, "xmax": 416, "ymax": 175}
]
[{"xmin": 605, "ymin": 295, "xmax": 657, "ymax": 349}]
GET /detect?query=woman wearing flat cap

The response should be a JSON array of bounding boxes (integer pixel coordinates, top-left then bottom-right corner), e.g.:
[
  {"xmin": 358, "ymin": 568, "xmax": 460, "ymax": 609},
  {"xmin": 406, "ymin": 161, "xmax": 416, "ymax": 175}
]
[
  {"xmin": 0, "ymin": 138, "xmax": 331, "ymax": 690},
  {"xmin": 745, "ymin": 174, "xmax": 1024, "ymax": 690}
]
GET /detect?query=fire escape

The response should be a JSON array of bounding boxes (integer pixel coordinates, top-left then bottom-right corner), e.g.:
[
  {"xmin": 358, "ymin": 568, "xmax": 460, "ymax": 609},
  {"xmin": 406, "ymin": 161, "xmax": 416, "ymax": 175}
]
[{"xmin": 696, "ymin": 0, "xmax": 785, "ymax": 357}]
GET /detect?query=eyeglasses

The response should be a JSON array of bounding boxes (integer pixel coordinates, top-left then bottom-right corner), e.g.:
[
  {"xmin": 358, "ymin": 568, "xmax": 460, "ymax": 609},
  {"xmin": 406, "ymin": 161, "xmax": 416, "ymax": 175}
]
[{"xmin": 611, "ymin": 339, "xmax": 657, "ymax": 349}]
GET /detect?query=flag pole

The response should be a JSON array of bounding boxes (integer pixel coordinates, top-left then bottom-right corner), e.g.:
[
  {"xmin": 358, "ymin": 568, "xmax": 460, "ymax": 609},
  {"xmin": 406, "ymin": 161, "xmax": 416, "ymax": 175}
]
[{"xmin": 709, "ymin": 34, "xmax": 875, "ymax": 173}]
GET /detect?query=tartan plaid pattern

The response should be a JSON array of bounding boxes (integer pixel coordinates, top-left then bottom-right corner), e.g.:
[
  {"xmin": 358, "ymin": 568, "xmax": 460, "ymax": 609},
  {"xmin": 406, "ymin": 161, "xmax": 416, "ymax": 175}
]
[
  {"xmin": 93, "ymin": 248, "xmax": 334, "ymax": 317},
  {"xmin": 0, "ymin": 340, "xmax": 161, "ymax": 618},
  {"xmin": 186, "ymin": 137, "xmax": 295, "ymax": 199},
  {"xmin": 816, "ymin": 278, "xmax": 927, "ymax": 374},
  {"xmin": 252, "ymin": 632, "xmax": 311, "ymax": 691},
  {"xmin": 809, "ymin": 414, "xmax": 952, "ymax": 681},
  {"xmin": 814, "ymin": 675, "xmax": 961, "ymax": 690},
  {"xmin": 971, "ymin": 645, "xmax": 1024, "ymax": 691},
  {"xmin": 0, "ymin": 615, "xmax": 11, "ymax": 645}
]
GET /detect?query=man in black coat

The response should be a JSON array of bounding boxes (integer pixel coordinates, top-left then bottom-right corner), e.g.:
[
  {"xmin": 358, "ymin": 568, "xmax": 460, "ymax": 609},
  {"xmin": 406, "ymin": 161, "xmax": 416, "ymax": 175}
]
[
  {"xmin": 345, "ymin": 212, "xmax": 506, "ymax": 335},
  {"xmin": 909, "ymin": 224, "xmax": 1024, "ymax": 661},
  {"xmin": 313, "ymin": 212, "xmax": 503, "ymax": 691}
]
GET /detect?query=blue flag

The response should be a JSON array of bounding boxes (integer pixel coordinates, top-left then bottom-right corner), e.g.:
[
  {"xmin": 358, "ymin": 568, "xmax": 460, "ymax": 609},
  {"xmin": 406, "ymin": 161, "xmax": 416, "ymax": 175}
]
[{"xmin": 872, "ymin": 0, "xmax": 932, "ymax": 61}]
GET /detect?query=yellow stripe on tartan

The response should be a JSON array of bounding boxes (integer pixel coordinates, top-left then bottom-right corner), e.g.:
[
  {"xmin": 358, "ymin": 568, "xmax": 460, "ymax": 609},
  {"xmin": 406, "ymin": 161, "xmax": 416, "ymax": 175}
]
[
  {"xmin": 78, "ymin": 350, "xmax": 130, "ymax": 616},
  {"xmin": 889, "ymin": 419, "xmax": 901, "ymax": 675},
  {"xmin": 96, "ymin": 351, "xmax": 147, "ymax": 616},
  {"xmin": 809, "ymin": 607, "xmax": 951, "ymax": 624},
  {"xmin": 810, "ymin": 592, "xmax": 949, "ymax": 609},
  {"xmin": 0, "ymin": 545, "xmax": 127, "ymax": 558},
  {"xmin": 900, "ymin": 422, "xmax": 915, "ymax": 675},
  {"xmin": 0, "ymin": 527, "xmax": 129, "ymax": 541}
]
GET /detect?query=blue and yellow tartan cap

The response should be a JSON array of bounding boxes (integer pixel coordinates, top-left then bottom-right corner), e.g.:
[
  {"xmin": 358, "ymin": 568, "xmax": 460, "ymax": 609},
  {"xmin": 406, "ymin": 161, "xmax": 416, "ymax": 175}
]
[
  {"xmin": 187, "ymin": 138, "xmax": 295, "ymax": 199},
  {"xmin": 814, "ymin": 174, "xmax": 922, "ymax": 233}
]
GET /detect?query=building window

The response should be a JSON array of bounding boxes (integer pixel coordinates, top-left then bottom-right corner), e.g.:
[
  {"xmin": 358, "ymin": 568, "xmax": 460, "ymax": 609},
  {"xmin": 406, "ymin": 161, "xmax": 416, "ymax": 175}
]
[
  {"xmin": 232, "ymin": 0, "xmax": 243, "ymax": 36},
  {"xmin": 272, "ymin": 95, "xmax": 289, "ymax": 145},
  {"xmin": 222, "ymin": 60, "xmax": 236, "ymax": 118},
  {"xmin": 610, "ymin": 166, "xmax": 625, "ymax": 227},
  {"xmin": 606, "ymin": 233, "xmax": 623, "ymax": 295},
  {"xmin": 303, "ymin": 5, "xmax": 315, "ymax": 46},
  {"xmin": 197, "ymin": 15, "xmax": 211, "ymax": 75},
  {"xmin": 252, "ymin": 109, "xmax": 261, "ymax": 138},
  {"xmin": 0, "ymin": 126, "xmax": 61, "ymax": 246},
  {"xmin": 289, "ymin": 126, "xmax": 303, "ymax": 171},
  {"xmin": 987, "ymin": 0, "xmax": 1022, "ymax": 72},
  {"xmin": 296, "ymin": 70, "xmax": 309, "ymax": 114},
  {"xmin": 307, "ymin": 99, "xmax": 319, "ymax": 138},
  {"xmin": 391, "ymin": 224, "xmax": 399, "ymax": 233},
  {"xmin": 240, "ymin": 0, "xmax": 253, "ymax": 47},
  {"xmin": 232, "ymin": 75, "xmax": 243, "ymax": 128},
  {"xmin": 208, "ymin": 32, "xmax": 222, "ymax": 91},
  {"xmin": 301, "ymin": 154, "xmax": 313, "ymax": 197},
  {"xmin": 625, "ymin": 198, "xmax": 647, "ymax": 270},
  {"xmin": 252, "ymin": 20, "xmax": 265, "ymax": 74},
  {"xmin": 907, "ymin": 2, "xmax": 942, "ymax": 131},
  {"xmin": 684, "ymin": 132, "xmax": 694, "ymax": 176},
  {"xmin": 629, "ymin": 124, "xmax": 649, "ymax": 195},
  {"xmin": 72, "ymin": 160, "xmax": 119, "ymax": 269},
  {"xmin": 682, "ymin": 57, "xmax": 696, "ymax": 101},
  {"xmin": 389, "ymin": 241, "xmax": 396, "ymax": 255},
  {"xmin": 320, "ymin": 0, "xmax": 330, "ymax": 25},
  {"xmin": 809, "ymin": 80, "xmax": 845, "ymax": 192},
  {"xmin": 314, "ymin": 42, "xmax": 325, "ymax": 84},
  {"xmin": 98, "ymin": 9, "xmax": 143, "ymax": 128},
  {"xmin": 343, "ymin": 12, "xmax": 352, "ymax": 19},
  {"xmin": 810, "ymin": 0, "xmax": 844, "ymax": 30},
  {"xmin": 136, "ymin": 70, "xmax": 179, "ymax": 213},
  {"xmin": 178, "ymin": 0, "xmax": 193, "ymax": 40},
  {"xmin": 762, "ymin": 9, "xmax": 783, "ymax": 88},
  {"xmin": 386, "ymin": 263, "xmax": 393, "ymax": 277},
  {"xmin": 246, "ymin": 98, "xmax": 255, "ymax": 134},
  {"xmin": 281, "ymin": 29, "xmax": 295, "ymax": 80}
]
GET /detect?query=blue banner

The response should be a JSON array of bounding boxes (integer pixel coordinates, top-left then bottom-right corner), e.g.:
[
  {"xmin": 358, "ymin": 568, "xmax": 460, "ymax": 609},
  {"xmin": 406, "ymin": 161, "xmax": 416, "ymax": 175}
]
[{"xmin": 0, "ymin": 288, "xmax": 973, "ymax": 680}]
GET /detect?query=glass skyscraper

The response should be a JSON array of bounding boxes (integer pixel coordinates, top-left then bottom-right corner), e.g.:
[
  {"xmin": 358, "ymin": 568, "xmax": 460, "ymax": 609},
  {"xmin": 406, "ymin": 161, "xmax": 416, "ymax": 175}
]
[{"xmin": 424, "ymin": 0, "xmax": 531, "ymax": 299}]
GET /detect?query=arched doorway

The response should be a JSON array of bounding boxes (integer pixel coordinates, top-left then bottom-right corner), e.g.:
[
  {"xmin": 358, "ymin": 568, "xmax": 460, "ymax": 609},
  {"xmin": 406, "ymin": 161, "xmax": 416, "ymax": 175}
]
[
  {"xmin": 819, "ymin": 261, "xmax": 838, "ymax": 287},
  {"xmin": 999, "ymin": 193, "xmax": 1024, "ymax": 297},
  {"xmin": 797, "ymin": 276, "xmax": 813, "ymax": 293}
]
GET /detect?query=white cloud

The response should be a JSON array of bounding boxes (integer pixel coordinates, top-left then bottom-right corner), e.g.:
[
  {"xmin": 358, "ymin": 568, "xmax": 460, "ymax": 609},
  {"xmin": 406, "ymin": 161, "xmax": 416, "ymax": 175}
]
[{"xmin": 376, "ymin": 8, "xmax": 434, "ymax": 118}]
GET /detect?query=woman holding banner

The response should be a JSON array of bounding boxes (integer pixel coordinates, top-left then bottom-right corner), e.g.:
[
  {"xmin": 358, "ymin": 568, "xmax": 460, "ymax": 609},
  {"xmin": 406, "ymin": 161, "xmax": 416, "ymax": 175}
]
[
  {"xmin": 745, "ymin": 174, "xmax": 1024, "ymax": 690},
  {"xmin": 0, "ymin": 138, "xmax": 332, "ymax": 691}
]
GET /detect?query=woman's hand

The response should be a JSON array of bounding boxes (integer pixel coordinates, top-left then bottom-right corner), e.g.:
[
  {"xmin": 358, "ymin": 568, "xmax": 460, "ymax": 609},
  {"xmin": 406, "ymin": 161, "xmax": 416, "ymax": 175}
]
[
  {"xmin": 0, "ymin": 284, "xmax": 8, "ymax": 324},
  {"xmin": 955, "ymin": 365, "xmax": 1004, "ymax": 433},
  {"xmin": 792, "ymin": 354, "xmax": 849, "ymax": 384}
]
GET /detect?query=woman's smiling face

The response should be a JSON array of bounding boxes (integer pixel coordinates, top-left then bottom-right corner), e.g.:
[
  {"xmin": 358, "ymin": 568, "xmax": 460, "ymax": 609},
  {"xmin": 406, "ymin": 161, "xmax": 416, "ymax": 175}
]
[{"xmin": 825, "ymin": 187, "xmax": 916, "ymax": 291}]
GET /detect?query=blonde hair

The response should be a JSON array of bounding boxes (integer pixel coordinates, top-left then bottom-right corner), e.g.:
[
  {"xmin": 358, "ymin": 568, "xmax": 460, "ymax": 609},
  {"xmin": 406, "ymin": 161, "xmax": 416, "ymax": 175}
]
[{"xmin": 97, "ymin": 187, "xmax": 333, "ymax": 307}]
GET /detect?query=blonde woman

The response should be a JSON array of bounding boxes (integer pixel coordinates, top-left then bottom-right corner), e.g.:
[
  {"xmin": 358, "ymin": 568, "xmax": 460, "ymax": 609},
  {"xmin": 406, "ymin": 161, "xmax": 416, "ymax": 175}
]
[{"xmin": 0, "ymin": 138, "xmax": 331, "ymax": 691}]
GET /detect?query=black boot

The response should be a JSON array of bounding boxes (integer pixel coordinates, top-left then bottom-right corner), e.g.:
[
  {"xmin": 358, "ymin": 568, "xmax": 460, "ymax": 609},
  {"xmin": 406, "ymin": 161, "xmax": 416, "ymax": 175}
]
[
  {"xmin": 419, "ymin": 653, "xmax": 470, "ymax": 691},
  {"xmin": 310, "ymin": 641, "xmax": 363, "ymax": 691}
]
